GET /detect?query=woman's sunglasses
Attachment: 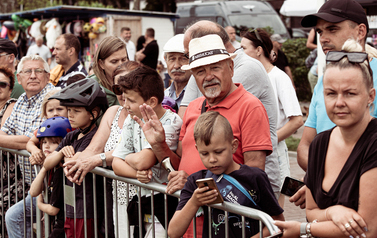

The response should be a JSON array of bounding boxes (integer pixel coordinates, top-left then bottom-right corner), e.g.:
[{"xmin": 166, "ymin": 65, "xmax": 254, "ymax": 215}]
[
  {"xmin": 326, "ymin": 51, "xmax": 368, "ymax": 64},
  {"xmin": 112, "ymin": 84, "xmax": 123, "ymax": 95},
  {"xmin": 0, "ymin": 82, "xmax": 10, "ymax": 89},
  {"xmin": 248, "ymin": 28, "xmax": 263, "ymax": 44}
]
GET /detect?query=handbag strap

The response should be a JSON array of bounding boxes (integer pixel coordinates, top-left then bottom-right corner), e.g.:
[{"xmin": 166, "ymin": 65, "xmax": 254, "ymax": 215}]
[
  {"xmin": 222, "ymin": 174, "xmax": 257, "ymax": 206},
  {"xmin": 206, "ymin": 171, "xmax": 257, "ymax": 206},
  {"xmin": 201, "ymin": 99, "xmax": 207, "ymax": 114}
]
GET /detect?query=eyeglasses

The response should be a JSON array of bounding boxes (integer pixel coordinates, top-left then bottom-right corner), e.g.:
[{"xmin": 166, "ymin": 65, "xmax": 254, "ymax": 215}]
[
  {"xmin": 20, "ymin": 68, "xmax": 47, "ymax": 76},
  {"xmin": 326, "ymin": 51, "xmax": 368, "ymax": 64},
  {"xmin": 0, "ymin": 82, "xmax": 10, "ymax": 89},
  {"xmin": 112, "ymin": 84, "xmax": 123, "ymax": 95},
  {"xmin": 0, "ymin": 53, "xmax": 9, "ymax": 58}
]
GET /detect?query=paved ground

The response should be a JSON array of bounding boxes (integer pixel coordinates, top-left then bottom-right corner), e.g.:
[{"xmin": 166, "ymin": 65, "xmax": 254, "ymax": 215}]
[
  {"xmin": 282, "ymin": 151, "xmax": 306, "ymax": 222},
  {"xmin": 281, "ymin": 101, "xmax": 310, "ymax": 222}
]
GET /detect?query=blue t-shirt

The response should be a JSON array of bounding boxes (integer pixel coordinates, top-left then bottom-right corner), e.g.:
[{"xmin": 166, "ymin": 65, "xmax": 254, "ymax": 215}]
[{"xmin": 305, "ymin": 57, "xmax": 377, "ymax": 133}]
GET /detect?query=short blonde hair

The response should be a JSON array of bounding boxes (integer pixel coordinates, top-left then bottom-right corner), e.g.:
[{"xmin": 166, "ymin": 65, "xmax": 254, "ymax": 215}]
[
  {"xmin": 40, "ymin": 89, "xmax": 61, "ymax": 119},
  {"xmin": 194, "ymin": 111, "xmax": 233, "ymax": 146}
]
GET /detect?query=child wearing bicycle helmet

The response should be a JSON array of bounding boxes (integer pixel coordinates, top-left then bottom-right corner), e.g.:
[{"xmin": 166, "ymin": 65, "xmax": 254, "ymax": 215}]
[
  {"xmin": 29, "ymin": 117, "xmax": 72, "ymax": 238},
  {"xmin": 27, "ymin": 89, "xmax": 68, "ymax": 165},
  {"xmin": 46, "ymin": 78, "xmax": 108, "ymax": 238}
]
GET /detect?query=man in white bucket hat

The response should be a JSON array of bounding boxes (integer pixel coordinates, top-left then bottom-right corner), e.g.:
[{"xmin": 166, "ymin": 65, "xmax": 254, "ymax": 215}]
[
  {"xmin": 131, "ymin": 34, "xmax": 274, "ymax": 237},
  {"xmin": 177, "ymin": 21, "xmax": 280, "ymax": 199}
]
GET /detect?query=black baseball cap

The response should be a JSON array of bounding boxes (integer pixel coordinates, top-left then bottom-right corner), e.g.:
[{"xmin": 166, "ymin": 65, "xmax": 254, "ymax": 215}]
[
  {"xmin": 0, "ymin": 38, "xmax": 18, "ymax": 56},
  {"xmin": 301, "ymin": 0, "xmax": 369, "ymax": 32}
]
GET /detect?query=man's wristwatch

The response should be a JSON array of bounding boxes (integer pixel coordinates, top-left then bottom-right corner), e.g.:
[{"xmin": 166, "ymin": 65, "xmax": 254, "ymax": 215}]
[
  {"xmin": 100, "ymin": 153, "xmax": 106, "ymax": 167},
  {"xmin": 300, "ymin": 222, "xmax": 308, "ymax": 238}
]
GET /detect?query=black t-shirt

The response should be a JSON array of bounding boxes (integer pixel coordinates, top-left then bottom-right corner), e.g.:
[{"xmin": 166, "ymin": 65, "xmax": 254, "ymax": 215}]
[
  {"xmin": 305, "ymin": 119, "xmax": 377, "ymax": 211},
  {"xmin": 56, "ymin": 127, "xmax": 102, "ymax": 219},
  {"xmin": 141, "ymin": 40, "xmax": 159, "ymax": 69},
  {"xmin": 177, "ymin": 164, "xmax": 283, "ymax": 238},
  {"xmin": 273, "ymin": 49, "xmax": 289, "ymax": 72},
  {"xmin": 48, "ymin": 167, "xmax": 65, "ymax": 238}
]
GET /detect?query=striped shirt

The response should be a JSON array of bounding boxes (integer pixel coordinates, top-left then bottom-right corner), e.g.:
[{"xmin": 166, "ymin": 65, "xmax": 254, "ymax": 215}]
[{"xmin": 1, "ymin": 83, "xmax": 55, "ymax": 184}]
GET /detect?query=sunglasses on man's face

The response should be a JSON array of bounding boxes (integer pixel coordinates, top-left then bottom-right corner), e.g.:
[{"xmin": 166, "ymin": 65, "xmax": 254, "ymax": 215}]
[
  {"xmin": 326, "ymin": 51, "xmax": 368, "ymax": 64},
  {"xmin": 0, "ymin": 82, "xmax": 10, "ymax": 89},
  {"xmin": 112, "ymin": 84, "xmax": 123, "ymax": 95}
]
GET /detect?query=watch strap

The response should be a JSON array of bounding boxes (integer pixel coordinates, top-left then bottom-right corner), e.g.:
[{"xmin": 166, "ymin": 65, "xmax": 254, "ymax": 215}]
[
  {"xmin": 100, "ymin": 153, "xmax": 106, "ymax": 167},
  {"xmin": 300, "ymin": 222, "xmax": 308, "ymax": 237}
]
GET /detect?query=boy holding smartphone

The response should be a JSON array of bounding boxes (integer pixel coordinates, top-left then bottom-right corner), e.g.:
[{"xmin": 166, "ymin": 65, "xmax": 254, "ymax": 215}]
[{"xmin": 168, "ymin": 111, "xmax": 284, "ymax": 238}]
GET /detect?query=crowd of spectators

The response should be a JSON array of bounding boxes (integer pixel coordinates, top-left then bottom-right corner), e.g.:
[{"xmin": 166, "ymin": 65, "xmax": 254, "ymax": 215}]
[{"xmin": 1, "ymin": 0, "xmax": 377, "ymax": 237}]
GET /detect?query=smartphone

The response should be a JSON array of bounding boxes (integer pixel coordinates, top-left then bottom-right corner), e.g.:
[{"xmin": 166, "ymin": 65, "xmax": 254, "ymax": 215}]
[
  {"xmin": 266, "ymin": 231, "xmax": 283, "ymax": 238},
  {"xmin": 196, "ymin": 178, "xmax": 224, "ymax": 204},
  {"xmin": 280, "ymin": 176, "xmax": 305, "ymax": 197}
]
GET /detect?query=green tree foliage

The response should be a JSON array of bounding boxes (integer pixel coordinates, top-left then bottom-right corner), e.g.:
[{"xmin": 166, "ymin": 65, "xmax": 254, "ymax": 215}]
[{"xmin": 282, "ymin": 38, "xmax": 312, "ymax": 101}]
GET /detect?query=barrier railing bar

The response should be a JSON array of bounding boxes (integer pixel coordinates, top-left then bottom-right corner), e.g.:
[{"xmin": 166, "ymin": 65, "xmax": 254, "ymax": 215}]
[
  {"xmin": 0, "ymin": 147, "xmax": 280, "ymax": 237},
  {"xmin": 83, "ymin": 176, "xmax": 87, "ymax": 238},
  {"xmin": 93, "ymin": 173, "xmax": 98, "ymax": 238}
]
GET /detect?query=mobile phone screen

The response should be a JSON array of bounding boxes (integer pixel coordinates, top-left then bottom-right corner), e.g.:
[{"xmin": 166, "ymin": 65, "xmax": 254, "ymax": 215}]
[{"xmin": 280, "ymin": 177, "xmax": 305, "ymax": 197}]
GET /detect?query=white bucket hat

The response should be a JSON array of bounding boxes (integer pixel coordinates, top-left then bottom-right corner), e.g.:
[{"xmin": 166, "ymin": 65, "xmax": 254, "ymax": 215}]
[
  {"xmin": 181, "ymin": 34, "xmax": 236, "ymax": 70},
  {"xmin": 163, "ymin": 34, "xmax": 185, "ymax": 54}
]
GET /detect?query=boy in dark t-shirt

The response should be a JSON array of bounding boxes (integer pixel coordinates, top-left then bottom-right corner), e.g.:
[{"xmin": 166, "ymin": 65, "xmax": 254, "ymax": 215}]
[
  {"xmin": 47, "ymin": 78, "xmax": 109, "ymax": 238},
  {"xmin": 168, "ymin": 111, "xmax": 284, "ymax": 238}
]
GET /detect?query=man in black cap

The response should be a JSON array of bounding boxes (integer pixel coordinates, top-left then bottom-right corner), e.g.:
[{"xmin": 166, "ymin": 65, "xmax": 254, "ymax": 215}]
[
  {"xmin": 0, "ymin": 38, "xmax": 25, "ymax": 98},
  {"xmin": 294, "ymin": 0, "xmax": 376, "ymax": 207}
]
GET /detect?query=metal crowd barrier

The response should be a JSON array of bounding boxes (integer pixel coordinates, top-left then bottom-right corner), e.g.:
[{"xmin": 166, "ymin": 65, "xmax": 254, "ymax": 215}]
[{"xmin": 0, "ymin": 147, "xmax": 281, "ymax": 238}]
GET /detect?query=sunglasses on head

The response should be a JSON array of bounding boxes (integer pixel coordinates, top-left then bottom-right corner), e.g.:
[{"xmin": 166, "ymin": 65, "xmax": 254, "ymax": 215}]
[
  {"xmin": 326, "ymin": 51, "xmax": 368, "ymax": 64},
  {"xmin": 248, "ymin": 28, "xmax": 263, "ymax": 44},
  {"xmin": 0, "ymin": 82, "xmax": 10, "ymax": 89},
  {"xmin": 112, "ymin": 84, "xmax": 123, "ymax": 95}
]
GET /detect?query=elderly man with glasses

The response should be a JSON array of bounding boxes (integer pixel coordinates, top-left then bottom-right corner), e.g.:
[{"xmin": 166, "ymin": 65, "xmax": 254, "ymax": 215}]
[{"xmin": 3, "ymin": 55, "xmax": 54, "ymax": 238}]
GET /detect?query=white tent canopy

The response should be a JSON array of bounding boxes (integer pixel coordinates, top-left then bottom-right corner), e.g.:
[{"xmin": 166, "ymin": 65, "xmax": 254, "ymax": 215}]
[{"xmin": 280, "ymin": 0, "xmax": 318, "ymax": 17}]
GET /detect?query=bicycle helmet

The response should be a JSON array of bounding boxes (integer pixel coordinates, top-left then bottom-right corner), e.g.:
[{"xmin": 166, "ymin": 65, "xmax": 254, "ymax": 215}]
[
  {"xmin": 37, "ymin": 117, "xmax": 72, "ymax": 139},
  {"xmin": 50, "ymin": 78, "xmax": 109, "ymax": 113}
]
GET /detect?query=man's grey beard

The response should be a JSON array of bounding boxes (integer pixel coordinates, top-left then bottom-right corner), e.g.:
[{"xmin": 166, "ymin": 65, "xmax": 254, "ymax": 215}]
[{"xmin": 202, "ymin": 79, "xmax": 221, "ymax": 99}]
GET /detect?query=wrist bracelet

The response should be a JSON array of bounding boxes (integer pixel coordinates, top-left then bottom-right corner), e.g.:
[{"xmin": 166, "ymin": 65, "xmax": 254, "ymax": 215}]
[{"xmin": 306, "ymin": 220, "xmax": 318, "ymax": 238}]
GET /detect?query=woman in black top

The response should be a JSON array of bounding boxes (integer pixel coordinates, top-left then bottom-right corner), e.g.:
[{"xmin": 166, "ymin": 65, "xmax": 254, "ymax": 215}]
[{"xmin": 275, "ymin": 40, "xmax": 377, "ymax": 237}]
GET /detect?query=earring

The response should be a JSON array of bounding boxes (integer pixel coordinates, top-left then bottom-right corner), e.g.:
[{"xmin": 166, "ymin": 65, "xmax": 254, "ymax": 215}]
[{"xmin": 368, "ymin": 103, "xmax": 372, "ymax": 107}]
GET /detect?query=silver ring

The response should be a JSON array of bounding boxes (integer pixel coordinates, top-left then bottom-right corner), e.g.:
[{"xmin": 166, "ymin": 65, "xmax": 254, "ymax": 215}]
[
  {"xmin": 78, "ymin": 169, "xmax": 82, "ymax": 172},
  {"xmin": 349, "ymin": 219, "xmax": 354, "ymax": 224},
  {"xmin": 345, "ymin": 223, "xmax": 351, "ymax": 229}
]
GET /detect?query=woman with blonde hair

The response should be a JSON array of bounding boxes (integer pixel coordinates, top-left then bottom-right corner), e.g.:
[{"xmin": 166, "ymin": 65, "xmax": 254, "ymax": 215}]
[
  {"xmin": 275, "ymin": 39, "xmax": 377, "ymax": 238},
  {"xmin": 89, "ymin": 35, "xmax": 128, "ymax": 106}
]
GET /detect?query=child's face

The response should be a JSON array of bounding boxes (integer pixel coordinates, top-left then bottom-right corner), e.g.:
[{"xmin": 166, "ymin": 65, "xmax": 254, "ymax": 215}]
[
  {"xmin": 42, "ymin": 138, "xmax": 60, "ymax": 156},
  {"xmin": 123, "ymin": 89, "xmax": 147, "ymax": 119},
  {"xmin": 196, "ymin": 130, "xmax": 239, "ymax": 175},
  {"xmin": 46, "ymin": 99, "xmax": 68, "ymax": 119},
  {"xmin": 67, "ymin": 106, "xmax": 93, "ymax": 129}
]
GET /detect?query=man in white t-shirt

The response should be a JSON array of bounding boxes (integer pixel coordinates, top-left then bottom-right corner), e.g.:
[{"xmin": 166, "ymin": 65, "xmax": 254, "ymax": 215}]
[
  {"xmin": 121, "ymin": 27, "xmax": 136, "ymax": 61},
  {"xmin": 26, "ymin": 36, "xmax": 52, "ymax": 65}
]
